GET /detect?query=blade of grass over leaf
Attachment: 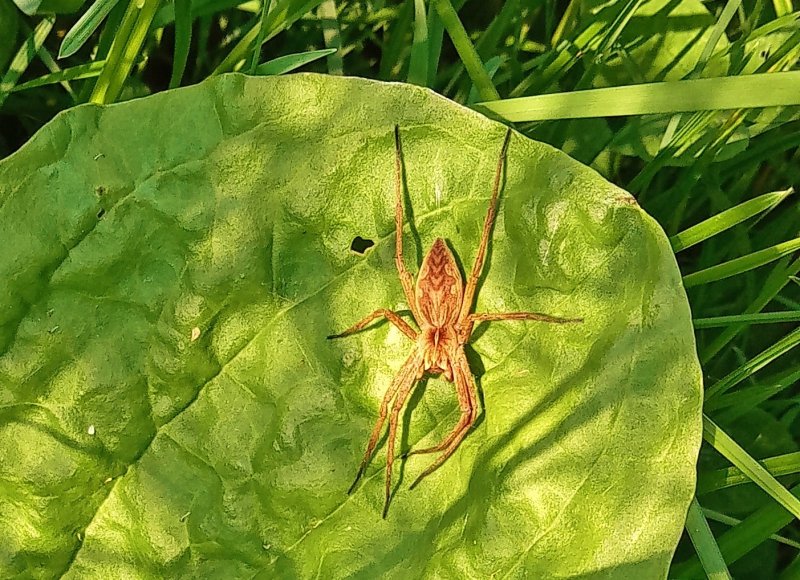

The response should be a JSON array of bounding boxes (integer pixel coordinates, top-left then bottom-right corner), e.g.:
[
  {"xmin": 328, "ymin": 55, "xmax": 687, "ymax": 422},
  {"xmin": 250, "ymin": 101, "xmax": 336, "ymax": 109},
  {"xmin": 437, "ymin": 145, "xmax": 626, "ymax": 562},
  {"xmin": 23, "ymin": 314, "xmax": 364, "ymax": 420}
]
[
  {"xmin": 168, "ymin": 0, "xmax": 191, "ymax": 88},
  {"xmin": 90, "ymin": 0, "xmax": 161, "ymax": 104},
  {"xmin": 705, "ymin": 327, "xmax": 800, "ymax": 400},
  {"xmin": 703, "ymin": 415, "xmax": 800, "ymax": 521},
  {"xmin": 253, "ymin": 48, "xmax": 336, "ymax": 75},
  {"xmin": 702, "ymin": 257, "xmax": 800, "ymax": 363},
  {"xmin": 59, "ymin": 0, "xmax": 121, "ymax": 58},
  {"xmin": 671, "ymin": 189, "xmax": 793, "ymax": 252},
  {"xmin": 0, "ymin": 16, "xmax": 54, "ymax": 107},
  {"xmin": 316, "ymin": 0, "xmax": 343, "ymax": 75},
  {"xmin": 702, "ymin": 509, "xmax": 800, "ymax": 549},
  {"xmin": 406, "ymin": 0, "xmax": 428, "ymax": 86},
  {"xmin": 432, "ymin": 0, "xmax": 500, "ymax": 101},
  {"xmin": 693, "ymin": 311, "xmax": 800, "ymax": 329},
  {"xmin": 685, "ymin": 497, "xmax": 733, "ymax": 580},
  {"xmin": 683, "ymin": 237, "xmax": 800, "ymax": 288},
  {"xmin": 478, "ymin": 72, "xmax": 800, "ymax": 122},
  {"xmin": 11, "ymin": 60, "xmax": 105, "ymax": 92},
  {"xmin": 699, "ymin": 451, "xmax": 800, "ymax": 494},
  {"xmin": 212, "ymin": 0, "xmax": 325, "ymax": 75}
]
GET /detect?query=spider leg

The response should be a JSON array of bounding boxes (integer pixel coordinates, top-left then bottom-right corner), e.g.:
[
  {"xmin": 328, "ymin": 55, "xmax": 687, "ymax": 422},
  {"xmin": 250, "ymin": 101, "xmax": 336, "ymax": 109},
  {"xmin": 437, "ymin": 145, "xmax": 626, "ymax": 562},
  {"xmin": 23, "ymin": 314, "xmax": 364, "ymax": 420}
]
[
  {"xmin": 457, "ymin": 128, "xmax": 513, "ymax": 324},
  {"xmin": 382, "ymin": 355, "xmax": 423, "ymax": 518},
  {"xmin": 328, "ymin": 308, "xmax": 418, "ymax": 341},
  {"xmin": 348, "ymin": 350, "xmax": 421, "ymax": 497},
  {"xmin": 393, "ymin": 125, "xmax": 422, "ymax": 321},
  {"xmin": 409, "ymin": 349, "xmax": 478, "ymax": 490}
]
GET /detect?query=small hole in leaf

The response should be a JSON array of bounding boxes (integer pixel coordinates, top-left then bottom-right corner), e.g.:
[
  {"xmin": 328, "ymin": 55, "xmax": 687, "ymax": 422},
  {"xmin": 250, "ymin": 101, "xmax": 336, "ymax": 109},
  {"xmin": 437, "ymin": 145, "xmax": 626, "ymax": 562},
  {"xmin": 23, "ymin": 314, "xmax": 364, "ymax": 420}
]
[
  {"xmin": 95, "ymin": 185, "xmax": 106, "ymax": 196},
  {"xmin": 97, "ymin": 208, "xmax": 106, "ymax": 219},
  {"xmin": 351, "ymin": 236, "xmax": 375, "ymax": 255}
]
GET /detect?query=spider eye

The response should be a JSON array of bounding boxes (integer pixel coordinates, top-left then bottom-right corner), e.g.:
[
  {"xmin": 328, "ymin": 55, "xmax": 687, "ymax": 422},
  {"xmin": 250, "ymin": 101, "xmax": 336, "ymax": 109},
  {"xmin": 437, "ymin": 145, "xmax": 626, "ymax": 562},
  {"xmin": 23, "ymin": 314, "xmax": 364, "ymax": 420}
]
[{"xmin": 350, "ymin": 236, "xmax": 375, "ymax": 255}]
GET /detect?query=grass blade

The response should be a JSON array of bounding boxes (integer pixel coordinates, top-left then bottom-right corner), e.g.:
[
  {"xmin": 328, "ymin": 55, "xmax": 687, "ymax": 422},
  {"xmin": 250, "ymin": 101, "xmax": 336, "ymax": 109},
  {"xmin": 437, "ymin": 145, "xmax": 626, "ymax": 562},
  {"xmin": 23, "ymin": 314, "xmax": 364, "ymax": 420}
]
[
  {"xmin": 254, "ymin": 48, "xmax": 336, "ymax": 75},
  {"xmin": 705, "ymin": 327, "xmax": 800, "ymax": 400},
  {"xmin": 316, "ymin": 0, "xmax": 343, "ymax": 75},
  {"xmin": 702, "ymin": 257, "xmax": 800, "ymax": 363},
  {"xmin": 685, "ymin": 497, "xmax": 733, "ymax": 580},
  {"xmin": 169, "ymin": 0, "xmax": 192, "ymax": 88},
  {"xmin": 432, "ymin": 0, "xmax": 499, "ymax": 101},
  {"xmin": 478, "ymin": 71, "xmax": 800, "ymax": 121},
  {"xmin": 90, "ymin": 0, "xmax": 161, "ymax": 104},
  {"xmin": 683, "ymin": 237, "xmax": 800, "ymax": 288},
  {"xmin": 673, "ymin": 481, "xmax": 800, "ymax": 576},
  {"xmin": 671, "ymin": 188, "xmax": 793, "ymax": 252},
  {"xmin": 702, "ymin": 415, "xmax": 800, "ymax": 522},
  {"xmin": 58, "ymin": 0, "xmax": 121, "ymax": 58},
  {"xmin": 0, "ymin": 16, "xmax": 54, "ymax": 107},
  {"xmin": 699, "ymin": 451, "xmax": 800, "ymax": 494},
  {"xmin": 212, "ymin": 0, "xmax": 325, "ymax": 75},
  {"xmin": 406, "ymin": 0, "xmax": 428, "ymax": 85},
  {"xmin": 702, "ymin": 509, "xmax": 800, "ymax": 549},
  {"xmin": 12, "ymin": 60, "xmax": 105, "ymax": 91},
  {"xmin": 249, "ymin": 0, "xmax": 273, "ymax": 74},
  {"xmin": 693, "ymin": 311, "xmax": 800, "ymax": 329}
]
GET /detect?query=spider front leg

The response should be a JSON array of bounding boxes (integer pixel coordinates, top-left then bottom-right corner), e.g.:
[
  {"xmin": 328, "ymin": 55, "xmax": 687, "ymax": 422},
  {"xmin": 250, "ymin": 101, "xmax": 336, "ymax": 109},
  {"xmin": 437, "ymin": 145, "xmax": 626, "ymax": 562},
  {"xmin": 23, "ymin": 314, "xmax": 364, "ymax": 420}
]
[{"xmin": 328, "ymin": 308, "xmax": 417, "ymax": 341}]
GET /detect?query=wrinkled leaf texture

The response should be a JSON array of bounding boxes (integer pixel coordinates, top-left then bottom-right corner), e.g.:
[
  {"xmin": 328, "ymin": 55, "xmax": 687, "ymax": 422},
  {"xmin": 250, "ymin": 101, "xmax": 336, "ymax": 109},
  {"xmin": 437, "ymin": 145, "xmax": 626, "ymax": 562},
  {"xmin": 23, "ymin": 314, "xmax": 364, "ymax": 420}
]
[{"xmin": 0, "ymin": 74, "xmax": 702, "ymax": 579}]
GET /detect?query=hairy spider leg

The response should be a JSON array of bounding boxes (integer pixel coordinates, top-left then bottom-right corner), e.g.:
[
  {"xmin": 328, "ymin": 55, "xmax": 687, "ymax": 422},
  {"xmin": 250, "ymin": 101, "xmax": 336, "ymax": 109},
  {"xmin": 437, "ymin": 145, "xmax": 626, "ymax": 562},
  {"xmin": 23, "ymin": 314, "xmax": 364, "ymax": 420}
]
[
  {"xmin": 382, "ymin": 353, "xmax": 424, "ymax": 518},
  {"xmin": 327, "ymin": 308, "xmax": 418, "ymax": 341},
  {"xmin": 457, "ymin": 128, "xmax": 513, "ymax": 324},
  {"xmin": 347, "ymin": 350, "xmax": 421, "ymax": 496},
  {"xmin": 409, "ymin": 349, "xmax": 478, "ymax": 489}
]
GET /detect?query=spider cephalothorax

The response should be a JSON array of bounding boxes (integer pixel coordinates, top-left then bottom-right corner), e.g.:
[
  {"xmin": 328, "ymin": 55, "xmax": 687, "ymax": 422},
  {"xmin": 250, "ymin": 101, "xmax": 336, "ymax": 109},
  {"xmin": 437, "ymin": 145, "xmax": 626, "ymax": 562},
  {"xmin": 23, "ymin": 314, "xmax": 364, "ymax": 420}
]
[{"xmin": 329, "ymin": 126, "xmax": 582, "ymax": 517}]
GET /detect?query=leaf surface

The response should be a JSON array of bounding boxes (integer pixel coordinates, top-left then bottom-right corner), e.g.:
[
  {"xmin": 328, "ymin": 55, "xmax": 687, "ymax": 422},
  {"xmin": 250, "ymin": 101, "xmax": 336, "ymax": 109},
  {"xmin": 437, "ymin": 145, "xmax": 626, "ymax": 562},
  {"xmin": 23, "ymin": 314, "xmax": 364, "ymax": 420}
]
[{"xmin": 0, "ymin": 73, "xmax": 702, "ymax": 578}]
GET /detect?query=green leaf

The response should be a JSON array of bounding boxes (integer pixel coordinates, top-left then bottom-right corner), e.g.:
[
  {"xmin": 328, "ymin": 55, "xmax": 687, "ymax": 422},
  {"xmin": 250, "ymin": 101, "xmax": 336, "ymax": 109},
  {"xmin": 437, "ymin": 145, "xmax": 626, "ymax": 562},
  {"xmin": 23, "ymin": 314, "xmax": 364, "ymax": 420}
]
[
  {"xmin": 478, "ymin": 71, "xmax": 800, "ymax": 122},
  {"xmin": 0, "ymin": 74, "xmax": 702, "ymax": 578},
  {"xmin": 671, "ymin": 188, "xmax": 793, "ymax": 252},
  {"xmin": 254, "ymin": 48, "xmax": 336, "ymax": 75}
]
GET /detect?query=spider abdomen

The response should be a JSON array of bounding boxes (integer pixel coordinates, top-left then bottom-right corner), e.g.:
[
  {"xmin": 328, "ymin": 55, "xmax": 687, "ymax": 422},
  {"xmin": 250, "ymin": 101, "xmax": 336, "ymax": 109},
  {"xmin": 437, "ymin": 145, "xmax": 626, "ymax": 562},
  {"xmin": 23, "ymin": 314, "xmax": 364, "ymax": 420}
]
[{"xmin": 416, "ymin": 238, "xmax": 464, "ymax": 327}]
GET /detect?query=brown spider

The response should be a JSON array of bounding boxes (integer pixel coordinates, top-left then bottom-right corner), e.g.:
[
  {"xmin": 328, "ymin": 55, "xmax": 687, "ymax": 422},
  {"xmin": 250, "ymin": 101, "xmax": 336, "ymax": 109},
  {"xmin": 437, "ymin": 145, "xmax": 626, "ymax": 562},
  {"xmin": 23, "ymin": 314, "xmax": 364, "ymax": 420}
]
[{"xmin": 329, "ymin": 126, "xmax": 582, "ymax": 517}]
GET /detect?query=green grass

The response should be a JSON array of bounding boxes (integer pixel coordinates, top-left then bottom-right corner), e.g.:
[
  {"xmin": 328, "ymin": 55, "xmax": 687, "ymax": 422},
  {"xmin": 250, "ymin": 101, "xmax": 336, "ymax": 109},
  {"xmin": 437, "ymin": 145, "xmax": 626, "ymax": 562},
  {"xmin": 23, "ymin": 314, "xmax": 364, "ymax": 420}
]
[{"xmin": 1, "ymin": 0, "xmax": 799, "ymax": 577}]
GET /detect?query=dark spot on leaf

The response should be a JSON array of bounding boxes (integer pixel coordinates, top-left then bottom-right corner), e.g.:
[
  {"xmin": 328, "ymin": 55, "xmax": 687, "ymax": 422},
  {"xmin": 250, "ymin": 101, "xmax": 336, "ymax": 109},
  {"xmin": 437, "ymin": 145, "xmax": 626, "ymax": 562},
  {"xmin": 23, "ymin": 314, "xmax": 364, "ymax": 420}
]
[
  {"xmin": 95, "ymin": 185, "xmax": 106, "ymax": 196},
  {"xmin": 351, "ymin": 236, "xmax": 375, "ymax": 255},
  {"xmin": 97, "ymin": 208, "xmax": 106, "ymax": 219}
]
